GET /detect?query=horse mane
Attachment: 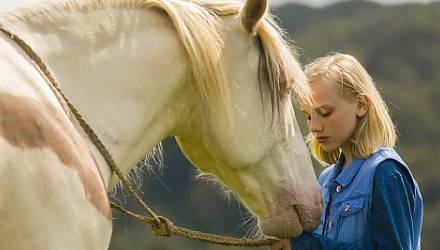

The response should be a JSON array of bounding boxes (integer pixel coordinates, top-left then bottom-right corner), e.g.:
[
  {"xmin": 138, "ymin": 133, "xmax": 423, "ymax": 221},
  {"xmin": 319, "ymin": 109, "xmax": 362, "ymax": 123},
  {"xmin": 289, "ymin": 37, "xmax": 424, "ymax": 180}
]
[
  {"xmin": 137, "ymin": 0, "xmax": 312, "ymax": 120},
  {"xmin": 2, "ymin": 0, "xmax": 311, "ymax": 124}
]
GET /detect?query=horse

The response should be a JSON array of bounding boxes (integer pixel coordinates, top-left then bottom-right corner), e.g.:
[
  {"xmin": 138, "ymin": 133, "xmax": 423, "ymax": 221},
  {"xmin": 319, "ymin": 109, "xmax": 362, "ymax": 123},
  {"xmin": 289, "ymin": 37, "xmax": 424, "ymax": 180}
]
[{"xmin": 0, "ymin": 0, "xmax": 322, "ymax": 248}]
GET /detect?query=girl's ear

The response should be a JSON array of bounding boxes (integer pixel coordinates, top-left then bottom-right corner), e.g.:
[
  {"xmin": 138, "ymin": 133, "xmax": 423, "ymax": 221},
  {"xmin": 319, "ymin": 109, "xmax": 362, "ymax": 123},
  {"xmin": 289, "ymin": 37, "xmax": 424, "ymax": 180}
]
[{"xmin": 356, "ymin": 94, "xmax": 370, "ymax": 117}]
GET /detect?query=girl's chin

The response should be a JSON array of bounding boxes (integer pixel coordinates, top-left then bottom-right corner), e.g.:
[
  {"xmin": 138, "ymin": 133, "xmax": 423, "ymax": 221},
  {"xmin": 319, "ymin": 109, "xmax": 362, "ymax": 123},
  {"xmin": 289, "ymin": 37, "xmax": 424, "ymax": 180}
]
[{"xmin": 320, "ymin": 143, "xmax": 338, "ymax": 152}]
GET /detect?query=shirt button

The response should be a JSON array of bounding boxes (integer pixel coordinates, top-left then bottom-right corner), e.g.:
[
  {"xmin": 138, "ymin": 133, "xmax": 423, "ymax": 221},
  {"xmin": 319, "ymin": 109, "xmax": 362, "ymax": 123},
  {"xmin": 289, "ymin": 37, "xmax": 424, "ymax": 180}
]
[
  {"xmin": 336, "ymin": 185, "xmax": 342, "ymax": 193},
  {"xmin": 344, "ymin": 204, "xmax": 350, "ymax": 212}
]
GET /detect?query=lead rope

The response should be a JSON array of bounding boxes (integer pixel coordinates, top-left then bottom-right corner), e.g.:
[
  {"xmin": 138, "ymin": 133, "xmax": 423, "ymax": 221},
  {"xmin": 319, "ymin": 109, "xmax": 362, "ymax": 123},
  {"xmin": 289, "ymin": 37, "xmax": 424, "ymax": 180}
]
[{"xmin": 0, "ymin": 26, "xmax": 277, "ymax": 247}]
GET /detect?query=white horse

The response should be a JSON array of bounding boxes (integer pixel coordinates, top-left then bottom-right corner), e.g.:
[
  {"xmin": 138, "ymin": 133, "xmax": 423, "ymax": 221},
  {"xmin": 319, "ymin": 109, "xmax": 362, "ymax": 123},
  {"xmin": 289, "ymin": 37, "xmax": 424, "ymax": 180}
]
[{"xmin": 0, "ymin": 0, "xmax": 321, "ymax": 248}]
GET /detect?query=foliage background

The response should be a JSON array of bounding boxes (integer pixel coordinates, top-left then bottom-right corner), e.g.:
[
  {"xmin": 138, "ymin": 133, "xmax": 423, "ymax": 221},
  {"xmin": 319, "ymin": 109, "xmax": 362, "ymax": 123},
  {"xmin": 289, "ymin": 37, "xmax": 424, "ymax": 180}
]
[{"xmin": 110, "ymin": 1, "xmax": 440, "ymax": 249}]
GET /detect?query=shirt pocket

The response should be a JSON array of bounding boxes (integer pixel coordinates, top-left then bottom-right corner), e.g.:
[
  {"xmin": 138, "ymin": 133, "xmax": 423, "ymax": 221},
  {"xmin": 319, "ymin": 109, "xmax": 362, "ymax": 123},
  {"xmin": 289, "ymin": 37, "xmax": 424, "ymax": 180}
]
[{"xmin": 336, "ymin": 197, "xmax": 366, "ymax": 244}]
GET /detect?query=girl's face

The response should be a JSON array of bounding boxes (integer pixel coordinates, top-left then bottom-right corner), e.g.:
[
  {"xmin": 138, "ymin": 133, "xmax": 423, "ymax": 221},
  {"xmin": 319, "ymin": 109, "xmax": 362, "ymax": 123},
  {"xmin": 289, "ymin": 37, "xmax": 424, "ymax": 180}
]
[{"xmin": 301, "ymin": 79, "xmax": 368, "ymax": 155}]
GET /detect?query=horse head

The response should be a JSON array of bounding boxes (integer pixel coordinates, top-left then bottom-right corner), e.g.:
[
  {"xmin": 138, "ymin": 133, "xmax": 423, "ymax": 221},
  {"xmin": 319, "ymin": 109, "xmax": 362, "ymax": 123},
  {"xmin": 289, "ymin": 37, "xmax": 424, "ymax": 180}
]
[{"xmin": 175, "ymin": 0, "xmax": 322, "ymax": 238}]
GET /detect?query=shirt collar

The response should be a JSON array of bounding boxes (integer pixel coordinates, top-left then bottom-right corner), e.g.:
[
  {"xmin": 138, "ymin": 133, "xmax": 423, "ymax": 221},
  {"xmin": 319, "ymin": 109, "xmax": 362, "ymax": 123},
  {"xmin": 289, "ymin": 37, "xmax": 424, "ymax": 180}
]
[{"xmin": 324, "ymin": 154, "xmax": 366, "ymax": 188}]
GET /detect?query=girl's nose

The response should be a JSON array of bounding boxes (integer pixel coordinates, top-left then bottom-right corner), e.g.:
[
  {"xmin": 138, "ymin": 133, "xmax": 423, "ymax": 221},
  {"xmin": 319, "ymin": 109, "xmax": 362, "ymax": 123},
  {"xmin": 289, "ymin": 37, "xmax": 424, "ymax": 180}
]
[{"xmin": 309, "ymin": 116, "xmax": 323, "ymax": 132}]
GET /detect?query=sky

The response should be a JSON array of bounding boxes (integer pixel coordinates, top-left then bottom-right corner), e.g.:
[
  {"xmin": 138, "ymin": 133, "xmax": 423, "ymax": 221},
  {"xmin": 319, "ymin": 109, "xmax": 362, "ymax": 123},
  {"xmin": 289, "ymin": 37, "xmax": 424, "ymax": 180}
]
[{"xmin": 0, "ymin": 0, "xmax": 439, "ymax": 11}]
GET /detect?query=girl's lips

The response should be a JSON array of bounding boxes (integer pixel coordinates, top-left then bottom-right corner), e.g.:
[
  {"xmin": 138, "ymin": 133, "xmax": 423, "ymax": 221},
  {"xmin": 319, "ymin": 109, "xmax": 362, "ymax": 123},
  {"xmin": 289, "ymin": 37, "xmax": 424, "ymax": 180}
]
[{"xmin": 316, "ymin": 136, "xmax": 329, "ymax": 143}]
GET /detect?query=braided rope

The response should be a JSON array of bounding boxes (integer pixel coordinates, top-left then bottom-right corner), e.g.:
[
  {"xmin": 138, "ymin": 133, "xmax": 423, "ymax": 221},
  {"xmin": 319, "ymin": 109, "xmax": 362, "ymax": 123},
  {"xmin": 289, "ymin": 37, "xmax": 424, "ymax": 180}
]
[
  {"xmin": 0, "ymin": 25, "xmax": 277, "ymax": 247},
  {"xmin": 110, "ymin": 202, "xmax": 277, "ymax": 247}
]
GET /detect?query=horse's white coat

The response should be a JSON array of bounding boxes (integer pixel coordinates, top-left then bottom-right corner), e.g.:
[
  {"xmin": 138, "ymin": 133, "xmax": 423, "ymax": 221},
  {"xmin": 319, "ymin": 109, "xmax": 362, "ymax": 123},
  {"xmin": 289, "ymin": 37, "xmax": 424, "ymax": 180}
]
[{"xmin": 0, "ymin": 0, "xmax": 322, "ymax": 248}]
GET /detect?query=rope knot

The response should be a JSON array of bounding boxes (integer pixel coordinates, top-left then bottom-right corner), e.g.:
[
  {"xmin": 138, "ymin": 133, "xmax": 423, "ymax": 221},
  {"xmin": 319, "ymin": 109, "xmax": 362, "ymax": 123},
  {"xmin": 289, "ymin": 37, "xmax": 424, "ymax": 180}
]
[{"xmin": 151, "ymin": 216, "xmax": 174, "ymax": 237}]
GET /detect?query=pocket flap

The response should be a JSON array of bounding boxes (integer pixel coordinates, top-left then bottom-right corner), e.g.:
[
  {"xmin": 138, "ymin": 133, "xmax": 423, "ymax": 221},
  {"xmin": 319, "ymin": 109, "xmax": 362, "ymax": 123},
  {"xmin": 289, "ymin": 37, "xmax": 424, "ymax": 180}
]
[{"xmin": 338, "ymin": 197, "xmax": 365, "ymax": 216}]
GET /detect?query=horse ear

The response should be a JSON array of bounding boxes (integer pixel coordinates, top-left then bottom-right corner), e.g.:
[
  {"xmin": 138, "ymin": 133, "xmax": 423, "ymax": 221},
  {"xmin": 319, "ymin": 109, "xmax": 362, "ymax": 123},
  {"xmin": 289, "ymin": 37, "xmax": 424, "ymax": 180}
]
[{"xmin": 240, "ymin": 0, "xmax": 268, "ymax": 35}]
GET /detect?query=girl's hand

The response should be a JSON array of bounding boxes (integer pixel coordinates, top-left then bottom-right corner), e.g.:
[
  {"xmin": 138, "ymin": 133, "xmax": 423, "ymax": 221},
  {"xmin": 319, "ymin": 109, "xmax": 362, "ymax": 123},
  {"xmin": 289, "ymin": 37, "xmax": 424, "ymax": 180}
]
[{"xmin": 269, "ymin": 238, "xmax": 291, "ymax": 250}]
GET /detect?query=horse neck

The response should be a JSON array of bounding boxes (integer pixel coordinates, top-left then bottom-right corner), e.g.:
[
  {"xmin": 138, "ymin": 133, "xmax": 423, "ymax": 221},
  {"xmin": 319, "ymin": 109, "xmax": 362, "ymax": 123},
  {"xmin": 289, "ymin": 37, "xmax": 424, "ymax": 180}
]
[{"xmin": 1, "ymin": 4, "xmax": 193, "ymax": 189}]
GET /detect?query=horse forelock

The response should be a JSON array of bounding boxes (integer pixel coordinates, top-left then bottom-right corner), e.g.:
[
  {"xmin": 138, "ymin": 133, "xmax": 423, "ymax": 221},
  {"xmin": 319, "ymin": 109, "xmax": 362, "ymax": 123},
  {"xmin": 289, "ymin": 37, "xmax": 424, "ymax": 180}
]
[
  {"xmin": 164, "ymin": 0, "xmax": 313, "ymax": 124},
  {"xmin": 256, "ymin": 15, "xmax": 312, "ymax": 120},
  {"xmin": 150, "ymin": 0, "xmax": 312, "ymax": 125},
  {"xmin": 167, "ymin": 0, "xmax": 312, "ymax": 123}
]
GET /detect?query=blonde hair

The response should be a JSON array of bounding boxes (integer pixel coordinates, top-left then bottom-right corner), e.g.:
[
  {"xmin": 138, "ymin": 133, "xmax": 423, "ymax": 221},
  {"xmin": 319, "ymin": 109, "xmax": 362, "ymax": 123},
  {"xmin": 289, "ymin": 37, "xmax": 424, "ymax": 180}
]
[{"xmin": 304, "ymin": 52, "xmax": 396, "ymax": 165}]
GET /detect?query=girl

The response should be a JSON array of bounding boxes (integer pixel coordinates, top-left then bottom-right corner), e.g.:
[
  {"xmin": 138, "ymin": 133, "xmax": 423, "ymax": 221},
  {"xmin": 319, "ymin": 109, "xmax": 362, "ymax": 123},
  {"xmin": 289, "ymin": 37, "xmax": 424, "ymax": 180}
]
[{"xmin": 271, "ymin": 53, "xmax": 423, "ymax": 249}]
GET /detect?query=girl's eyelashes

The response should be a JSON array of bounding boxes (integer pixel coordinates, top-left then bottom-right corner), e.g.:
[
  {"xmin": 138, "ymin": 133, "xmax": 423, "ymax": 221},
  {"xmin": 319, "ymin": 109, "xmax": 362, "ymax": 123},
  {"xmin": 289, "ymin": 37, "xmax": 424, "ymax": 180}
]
[
  {"xmin": 316, "ymin": 107, "xmax": 333, "ymax": 117},
  {"xmin": 319, "ymin": 111, "xmax": 331, "ymax": 117},
  {"xmin": 300, "ymin": 107, "xmax": 332, "ymax": 120}
]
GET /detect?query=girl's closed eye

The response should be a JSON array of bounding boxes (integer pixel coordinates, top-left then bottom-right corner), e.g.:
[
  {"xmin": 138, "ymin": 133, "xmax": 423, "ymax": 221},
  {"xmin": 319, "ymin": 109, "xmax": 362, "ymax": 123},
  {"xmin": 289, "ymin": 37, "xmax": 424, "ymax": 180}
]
[
  {"xmin": 319, "ymin": 110, "xmax": 331, "ymax": 117},
  {"xmin": 315, "ymin": 106, "xmax": 333, "ymax": 117}
]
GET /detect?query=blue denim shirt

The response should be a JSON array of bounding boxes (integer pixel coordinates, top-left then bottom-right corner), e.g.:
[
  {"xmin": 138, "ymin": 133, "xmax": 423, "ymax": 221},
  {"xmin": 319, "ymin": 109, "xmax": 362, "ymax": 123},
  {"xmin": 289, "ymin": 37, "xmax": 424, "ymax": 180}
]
[{"xmin": 291, "ymin": 147, "xmax": 423, "ymax": 249}]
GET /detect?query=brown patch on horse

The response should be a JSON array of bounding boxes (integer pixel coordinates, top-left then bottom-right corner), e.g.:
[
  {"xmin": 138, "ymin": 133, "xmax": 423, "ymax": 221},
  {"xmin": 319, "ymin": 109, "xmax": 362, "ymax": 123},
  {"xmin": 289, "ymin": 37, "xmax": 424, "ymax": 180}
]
[{"xmin": 0, "ymin": 93, "xmax": 111, "ymax": 220}]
